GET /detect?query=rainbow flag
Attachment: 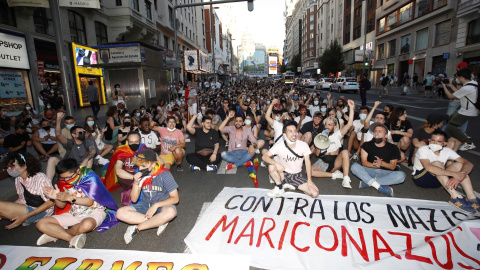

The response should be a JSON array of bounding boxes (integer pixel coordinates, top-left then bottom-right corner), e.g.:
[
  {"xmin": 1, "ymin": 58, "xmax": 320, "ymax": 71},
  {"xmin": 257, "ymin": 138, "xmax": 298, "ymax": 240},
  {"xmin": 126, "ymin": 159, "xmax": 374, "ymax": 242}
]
[{"xmin": 246, "ymin": 157, "xmax": 259, "ymax": 188}]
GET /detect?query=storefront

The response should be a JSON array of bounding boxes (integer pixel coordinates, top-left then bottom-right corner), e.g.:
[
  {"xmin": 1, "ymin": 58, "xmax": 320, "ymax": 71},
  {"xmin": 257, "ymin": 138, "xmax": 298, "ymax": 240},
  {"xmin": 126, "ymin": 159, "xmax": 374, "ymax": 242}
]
[
  {"xmin": 0, "ymin": 29, "xmax": 33, "ymax": 112},
  {"xmin": 71, "ymin": 42, "xmax": 106, "ymax": 107},
  {"xmin": 35, "ymin": 39, "xmax": 62, "ymax": 95}
]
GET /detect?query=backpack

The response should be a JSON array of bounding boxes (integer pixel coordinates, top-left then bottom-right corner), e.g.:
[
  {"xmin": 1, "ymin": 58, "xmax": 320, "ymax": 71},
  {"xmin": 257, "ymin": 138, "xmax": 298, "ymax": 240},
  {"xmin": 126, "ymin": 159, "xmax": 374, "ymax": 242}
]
[
  {"xmin": 365, "ymin": 79, "xmax": 371, "ymax": 90},
  {"xmin": 463, "ymin": 83, "xmax": 480, "ymax": 110},
  {"xmin": 381, "ymin": 77, "xmax": 388, "ymax": 86}
]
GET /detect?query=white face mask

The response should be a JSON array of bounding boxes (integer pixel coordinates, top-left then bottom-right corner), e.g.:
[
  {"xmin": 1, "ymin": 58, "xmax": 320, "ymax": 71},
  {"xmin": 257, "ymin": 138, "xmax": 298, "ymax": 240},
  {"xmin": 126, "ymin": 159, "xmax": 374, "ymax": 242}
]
[
  {"xmin": 455, "ymin": 78, "xmax": 460, "ymax": 84},
  {"xmin": 167, "ymin": 127, "xmax": 176, "ymax": 132},
  {"xmin": 314, "ymin": 100, "xmax": 319, "ymax": 105},
  {"xmin": 359, "ymin": 113, "xmax": 367, "ymax": 121},
  {"xmin": 245, "ymin": 119, "xmax": 252, "ymax": 125},
  {"xmin": 115, "ymin": 88, "xmax": 120, "ymax": 91},
  {"xmin": 201, "ymin": 106, "xmax": 206, "ymax": 110},
  {"xmin": 284, "ymin": 136, "xmax": 296, "ymax": 145},
  {"xmin": 275, "ymin": 116, "xmax": 280, "ymax": 121},
  {"xmin": 428, "ymin": 143, "xmax": 443, "ymax": 152}
]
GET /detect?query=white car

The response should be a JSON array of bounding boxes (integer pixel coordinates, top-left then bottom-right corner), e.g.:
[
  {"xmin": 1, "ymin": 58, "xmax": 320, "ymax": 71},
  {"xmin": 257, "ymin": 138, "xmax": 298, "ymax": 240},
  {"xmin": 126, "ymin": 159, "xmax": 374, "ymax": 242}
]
[
  {"xmin": 304, "ymin": 78, "xmax": 317, "ymax": 87},
  {"xmin": 330, "ymin": 77, "xmax": 359, "ymax": 93},
  {"xmin": 316, "ymin": 78, "xmax": 334, "ymax": 90}
]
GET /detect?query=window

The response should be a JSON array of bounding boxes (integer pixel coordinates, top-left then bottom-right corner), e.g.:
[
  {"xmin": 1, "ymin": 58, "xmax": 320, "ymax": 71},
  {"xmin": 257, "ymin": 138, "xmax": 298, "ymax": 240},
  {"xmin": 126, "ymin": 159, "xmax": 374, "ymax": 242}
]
[
  {"xmin": 377, "ymin": 43, "xmax": 385, "ymax": 60},
  {"xmin": 116, "ymin": 0, "xmax": 122, "ymax": 6},
  {"xmin": 399, "ymin": 3, "xmax": 412, "ymax": 25},
  {"xmin": 414, "ymin": 0, "xmax": 430, "ymax": 18},
  {"xmin": 68, "ymin": 11, "xmax": 86, "ymax": 44},
  {"xmin": 310, "ymin": 41, "xmax": 314, "ymax": 48},
  {"xmin": 309, "ymin": 51, "xmax": 313, "ymax": 57},
  {"xmin": 434, "ymin": 20, "xmax": 450, "ymax": 46},
  {"xmin": 0, "ymin": 1, "xmax": 16, "ymax": 27},
  {"xmin": 310, "ymin": 15, "xmax": 314, "ymax": 21},
  {"xmin": 164, "ymin": 36, "xmax": 169, "ymax": 49},
  {"xmin": 400, "ymin": 34, "xmax": 411, "ymax": 54},
  {"xmin": 95, "ymin": 21, "xmax": 108, "ymax": 45},
  {"xmin": 433, "ymin": 0, "xmax": 447, "ymax": 9},
  {"xmin": 378, "ymin": 17, "xmax": 385, "ymax": 34},
  {"xmin": 387, "ymin": 39, "xmax": 396, "ymax": 57},
  {"xmin": 132, "ymin": 0, "xmax": 139, "ymax": 12},
  {"xmin": 416, "ymin": 28, "xmax": 428, "ymax": 50},
  {"xmin": 145, "ymin": 0, "xmax": 152, "ymax": 20},
  {"xmin": 310, "ymin": 24, "xmax": 314, "ymax": 30},
  {"xmin": 168, "ymin": 7, "xmax": 173, "ymax": 22},
  {"xmin": 310, "ymin": 33, "xmax": 314, "ymax": 39},
  {"xmin": 154, "ymin": 0, "xmax": 157, "ymax": 10},
  {"xmin": 386, "ymin": 12, "xmax": 397, "ymax": 31},
  {"xmin": 466, "ymin": 19, "xmax": 480, "ymax": 45},
  {"xmin": 33, "ymin": 8, "xmax": 53, "ymax": 35}
]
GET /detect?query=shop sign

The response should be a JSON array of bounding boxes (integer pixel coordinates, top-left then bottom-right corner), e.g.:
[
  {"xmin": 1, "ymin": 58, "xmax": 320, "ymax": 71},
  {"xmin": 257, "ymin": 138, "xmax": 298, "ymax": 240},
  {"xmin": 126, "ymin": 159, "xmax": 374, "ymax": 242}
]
[
  {"xmin": 443, "ymin": 53, "xmax": 450, "ymax": 59},
  {"xmin": 37, "ymin": 60, "xmax": 44, "ymax": 75},
  {"xmin": 0, "ymin": 32, "xmax": 30, "ymax": 70},
  {"xmin": 99, "ymin": 46, "xmax": 142, "ymax": 64},
  {"xmin": 59, "ymin": 0, "xmax": 100, "ymax": 9},
  {"xmin": 7, "ymin": 0, "xmax": 48, "ymax": 7},
  {"xmin": 354, "ymin": 50, "xmax": 364, "ymax": 62},
  {"xmin": 0, "ymin": 71, "xmax": 27, "ymax": 98}
]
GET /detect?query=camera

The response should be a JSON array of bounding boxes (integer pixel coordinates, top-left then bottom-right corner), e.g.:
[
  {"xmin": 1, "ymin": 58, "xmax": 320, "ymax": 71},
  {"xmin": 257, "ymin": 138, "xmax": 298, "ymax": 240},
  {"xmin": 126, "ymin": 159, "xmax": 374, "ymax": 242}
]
[{"xmin": 442, "ymin": 78, "xmax": 450, "ymax": 84}]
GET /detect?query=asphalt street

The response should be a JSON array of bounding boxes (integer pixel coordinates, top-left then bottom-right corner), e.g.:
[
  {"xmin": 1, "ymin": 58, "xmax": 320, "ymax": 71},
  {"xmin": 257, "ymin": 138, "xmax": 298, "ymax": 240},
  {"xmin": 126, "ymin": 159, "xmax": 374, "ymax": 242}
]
[{"xmin": 0, "ymin": 86, "xmax": 479, "ymax": 269}]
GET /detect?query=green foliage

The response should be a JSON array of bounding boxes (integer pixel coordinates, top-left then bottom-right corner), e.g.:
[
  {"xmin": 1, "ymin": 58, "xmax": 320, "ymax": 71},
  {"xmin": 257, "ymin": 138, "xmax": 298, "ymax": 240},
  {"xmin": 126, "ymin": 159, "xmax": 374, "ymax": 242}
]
[
  {"xmin": 290, "ymin": 53, "xmax": 301, "ymax": 74},
  {"xmin": 318, "ymin": 40, "xmax": 345, "ymax": 76}
]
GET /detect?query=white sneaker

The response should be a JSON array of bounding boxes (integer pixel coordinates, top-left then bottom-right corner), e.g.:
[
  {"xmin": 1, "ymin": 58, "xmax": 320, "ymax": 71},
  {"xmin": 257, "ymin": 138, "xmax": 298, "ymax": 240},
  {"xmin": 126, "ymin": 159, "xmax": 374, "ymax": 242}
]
[
  {"xmin": 95, "ymin": 155, "xmax": 109, "ymax": 165},
  {"xmin": 261, "ymin": 161, "xmax": 268, "ymax": 168},
  {"xmin": 255, "ymin": 148, "xmax": 260, "ymax": 154},
  {"xmin": 157, "ymin": 222, "xmax": 168, "ymax": 236},
  {"xmin": 283, "ymin": 184, "xmax": 295, "ymax": 190},
  {"xmin": 185, "ymin": 138, "xmax": 191, "ymax": 142},
  {"xmin": 331, "ymin": 170, "xmax": 343, "ymax": 180},
  {"xmin": 268, "ymin": 175, "xmax": 274, "ymax": 184},
  {"xmin": 37, "ymin": 234, "xmax": 57, "ymax": 246},
  {"xmin": 267, "ymin": 186, "xmax": 285, "ymax": 198},
  {"xmin": 459, "ymin": 142, "xmax": 476, "ymax": 151},
  {"xmin": 69, "ymin": 234, "xmax": 87, "ymax": 249},
  {"xmin": 342, "ymin": 176, "xmax": 352, "ymax": 189},
  {"xmin": 124, "ymin": 225, "xmax": 139, "ymax": 244},
  {"xmin": 351, "ymin": 153, "xmax": 359, "ymax": 161}
]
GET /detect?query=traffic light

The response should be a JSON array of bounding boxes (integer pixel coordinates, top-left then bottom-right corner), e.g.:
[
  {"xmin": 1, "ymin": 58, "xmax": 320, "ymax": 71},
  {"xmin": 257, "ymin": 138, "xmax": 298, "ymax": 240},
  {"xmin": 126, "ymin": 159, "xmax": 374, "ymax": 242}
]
[
  {"xmin": 247, "ymin": 0, "xmax": 254, "ymax": 11},
  {"xmin": 364, "ymin": 61, "xmax": 369, "ymax": 67}
]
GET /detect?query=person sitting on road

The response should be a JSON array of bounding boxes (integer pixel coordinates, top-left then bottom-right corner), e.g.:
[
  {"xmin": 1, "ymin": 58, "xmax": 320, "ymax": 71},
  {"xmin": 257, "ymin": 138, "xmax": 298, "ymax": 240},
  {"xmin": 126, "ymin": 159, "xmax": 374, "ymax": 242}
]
[
  {"xmin": 305, "ymin": 91, "xmax": 321, "ymax": 116},
  {"xmin": 139, "ymin": 117, "xmax": 161, "ymax": 152},
  {"xmin": 299, "ymin": 111, "xmax": 324, "ymax": 152},
  {"xmin": 389, "ymin": 107, "xmax": 413, "ymax": 162},
  {"xmin": 116, "ymin": 149, "xmax": 179, "ymax": 244},
  {"xmin": 185, "ymin": 114, "xmax": 221, "ymax": 172},
  {"xmin": 32, "ymin": 119, "xmax": 59, "ymax": 161},
  {"xmin": 4, "ymin": 124, "xmax": 31, "ymax": 154},
  {"xmin": 311, "ymin": 100, "xmax": 356, "ymax": 189},
  {"xmin": 294, "ymin": 105, "xmax": 312, "ymax": 130},
  {"xmin": 347, "ymin": 106, "xmax": 372, "ymax": 161},
  {"xmin": 205, "ymin": 109, "xmax": 221, "ymax": 131},
  {"xmin": 84, "ymin": 116, "xmax": 111, "ymax": 165},
  {"xmin": 157, "ymin": 116, "xmax": 186, "ymax": 172},
  {"xmin": 412, "ymin": 130, "xmax": 479, "ymax": 214},
  {"xmin": 0, "ymin": 153, "xmax": 54, "ymax": 230},
  {"xmin": 244, "ymin": 113, "xmax": 265, "ymax": 152},
  {"xmin": 351, "ymin": 123, "xmax": 405, "ymax": 197},
  {"xmin": 264, "ymin": 99, "xmax": 290, "ymax": 145},
  {"xmin": 219, "ymin": 111, "xmax": 257, "ymax": 171},
  {"xmin": 56, "ymin": 115, "xmax": 75, "ymax": 158},
  {"xmin": 36, "ymin": 159, "xmax": 118, "ymax": 249},
  {"xmin": 262, "ymin": 121, "xmax": 318, "ymax": 198}
]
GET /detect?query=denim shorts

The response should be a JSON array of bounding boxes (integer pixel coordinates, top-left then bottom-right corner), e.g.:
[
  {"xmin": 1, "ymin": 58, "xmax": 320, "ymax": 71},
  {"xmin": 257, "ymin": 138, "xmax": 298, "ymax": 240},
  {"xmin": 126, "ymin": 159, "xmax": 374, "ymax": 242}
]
[
  {"xmin": 130, "ymin": 200, "xmax": 177, "ymax": 215},
  {"xmin": 24, "ymin": 205, "xmax": 48, "ymax": 225}
]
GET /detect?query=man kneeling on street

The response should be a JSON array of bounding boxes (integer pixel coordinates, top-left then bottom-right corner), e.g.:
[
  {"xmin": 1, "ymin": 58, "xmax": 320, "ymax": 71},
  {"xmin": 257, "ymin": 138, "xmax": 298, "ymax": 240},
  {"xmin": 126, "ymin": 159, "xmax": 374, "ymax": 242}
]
[
  {"xmin": 116, "ymin": 149, "xmax": 179, "ymax": 244},
  {"xmin": 36, "ymin": 159, "xmax": 118, "ymax": 249},
  {"xmin": 219, "ymin": 111, "xmax": 257, "ymax": 170},
  {"xmin": 351, "ymin": 123, "xmax": 406, "ymax": 197},
  {"xmin": 413, "ymin": 130, "xmax": 479, "ymax": 214},
  {"xmin": 262, "ymin": 121, "xmax": 318, "ymax": 198}
]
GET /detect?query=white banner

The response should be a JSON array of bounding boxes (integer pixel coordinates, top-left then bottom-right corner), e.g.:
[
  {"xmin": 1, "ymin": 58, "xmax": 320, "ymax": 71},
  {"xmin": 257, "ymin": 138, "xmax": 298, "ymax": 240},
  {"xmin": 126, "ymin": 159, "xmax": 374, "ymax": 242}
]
[
  {"xmin": 0, "ymin": 32, "xmax": 30, "ymax": 70},
  {"xmin": 7, "ymin": 0, "xmax": 48, "ymax": 7},
  {"xmin": 184, "ymin": 50, "xmax": 198, "ymax": 71},
  {"xmin": 59, "ymin": 0, "xmax": 100, "ymax": 9},
  {"xmin": 0, "ymin": 245, "xmax": 250, "ymax": 270},
  {"xmin": 185, "ymin": 187, "xmax": 480, "ymax": 270}
]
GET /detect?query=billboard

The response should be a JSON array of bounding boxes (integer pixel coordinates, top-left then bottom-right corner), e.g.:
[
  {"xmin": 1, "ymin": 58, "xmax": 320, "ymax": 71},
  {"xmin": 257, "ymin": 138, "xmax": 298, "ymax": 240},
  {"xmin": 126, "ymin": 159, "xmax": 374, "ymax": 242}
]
[
  {"xmin": 268, "ymin": 56, "xmax": 277, "ymax": 75},
  {"xmin": 184, "ymin": 50, "xmax": 198, "ymax": 71},
  {"xmin": 242, "ymin": 50, "xmax": 265, "ymax": 72}
]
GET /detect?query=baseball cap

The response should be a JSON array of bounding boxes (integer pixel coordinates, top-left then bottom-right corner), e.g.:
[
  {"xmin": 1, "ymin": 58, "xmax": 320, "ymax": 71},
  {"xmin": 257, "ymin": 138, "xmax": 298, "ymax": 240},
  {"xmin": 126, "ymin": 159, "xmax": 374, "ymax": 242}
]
[
  {"xmin": 457, "ymin": 62, "xmax": 469, "ymax": 69},
  {"xmin": 369, "ymin": 122, "xmax": 389, "ymax": 133},
  {"xmin": 137, "ymin": 149, "xmax": 157, "ymax": 162},
  {"xmin": 426, "ymin": 114, "xmax": 447, "ymax": 126}
]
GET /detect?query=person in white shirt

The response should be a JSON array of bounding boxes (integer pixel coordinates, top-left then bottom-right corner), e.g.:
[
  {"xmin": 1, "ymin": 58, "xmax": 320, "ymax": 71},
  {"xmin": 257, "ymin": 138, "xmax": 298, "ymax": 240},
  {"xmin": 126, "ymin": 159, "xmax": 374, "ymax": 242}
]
[
  {"xmin": 294, "ymin": 105, "xmax": 312, "ymax": 130},
  {"xmin": 262, "ymin": 121, "xmax": 318, "ymax": 198},
  {"xmin": 139, "ymin": 118, "xmax": 161, "ymax": 152},
  {"xmin": 312, "ymin": 100, "xmax": 356, "ymax": 188},
  {"xmin": 347, "ymin": 106, "xmax": 372, "ymax": 161},
  {"xmin": 413, "ymin": 131, "xmax": 479, "ymax": 214},
  {"xmin": 442, "ymin": 68, "xmax": 478, "ymax": 151}
]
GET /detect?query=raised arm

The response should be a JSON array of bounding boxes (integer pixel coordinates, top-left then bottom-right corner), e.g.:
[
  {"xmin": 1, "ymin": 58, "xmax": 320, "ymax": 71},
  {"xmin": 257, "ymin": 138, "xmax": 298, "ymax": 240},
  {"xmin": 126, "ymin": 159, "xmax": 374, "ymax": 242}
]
[
  {"xmin": 186, "ymin": 113, "xmax": 198, "ymax": 134},
  {"xmin": 364, "ymin": 101, "xmax": 381, "ymax": 130},
  {"xmin": 55, "ymin": 112, "xmax": 68, "ymax": 145},
  {"xmin": 265, "ymin": 98, "xmax": 278, "ymax": 127},
  {"xmin": 340, "ymin": 100, "xmax": 355, "ymax": 136}
]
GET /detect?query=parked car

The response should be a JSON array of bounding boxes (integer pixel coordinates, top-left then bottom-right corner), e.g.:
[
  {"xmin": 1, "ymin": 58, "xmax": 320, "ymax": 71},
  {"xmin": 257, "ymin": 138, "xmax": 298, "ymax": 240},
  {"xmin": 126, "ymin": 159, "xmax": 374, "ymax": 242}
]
[
  {"xmin": 304, "ymin": 78, "xmax": 317, "ymax": 87},
  {"xmin": 316, "ymin": 78, "xmax": 334, "ymax": 90},
  {"xmin": 330, "ymin": 77, "xmax": 359, "ymax": 93}
]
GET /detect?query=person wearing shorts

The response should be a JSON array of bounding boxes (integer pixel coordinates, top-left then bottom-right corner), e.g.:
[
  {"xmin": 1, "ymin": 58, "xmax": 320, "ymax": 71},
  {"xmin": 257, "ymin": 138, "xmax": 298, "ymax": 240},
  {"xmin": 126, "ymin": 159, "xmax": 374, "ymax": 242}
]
[
  {"xmin": 262, "ymin": 121, "xmax": 318, "ymax": 198},
  {"xmin": 116, "ymin": 149, "xmax": 179, "ymax": 244},
  {"xmin": 157, "ymin": 116, "xmax": 186, "ymax": 172},
  {"xmin": 36, "ymin": 159, "xmax": 118, "ymax": 249}
]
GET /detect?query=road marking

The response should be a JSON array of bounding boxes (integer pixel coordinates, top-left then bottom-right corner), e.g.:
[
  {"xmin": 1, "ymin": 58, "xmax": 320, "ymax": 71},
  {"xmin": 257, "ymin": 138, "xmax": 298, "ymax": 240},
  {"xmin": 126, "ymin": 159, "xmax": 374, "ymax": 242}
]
[{"xmin": 184, "ymin": 202, "xmax": 211, "ymax": 254}]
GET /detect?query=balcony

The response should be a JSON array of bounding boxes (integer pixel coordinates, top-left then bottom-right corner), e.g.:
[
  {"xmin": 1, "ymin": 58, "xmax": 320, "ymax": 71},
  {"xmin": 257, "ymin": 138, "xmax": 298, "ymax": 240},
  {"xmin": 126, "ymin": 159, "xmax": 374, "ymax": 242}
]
[{"xmin": 457, "ymin": 0, "xmax": 480, "ymax": 18}]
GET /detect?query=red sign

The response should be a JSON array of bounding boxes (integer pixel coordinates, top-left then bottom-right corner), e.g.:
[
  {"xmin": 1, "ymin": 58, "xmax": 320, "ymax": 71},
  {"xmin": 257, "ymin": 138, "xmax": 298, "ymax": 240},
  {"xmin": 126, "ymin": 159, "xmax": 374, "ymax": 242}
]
[{"xmin": 37, "ymin": 60, "xmax": 45, "ymax": 76}]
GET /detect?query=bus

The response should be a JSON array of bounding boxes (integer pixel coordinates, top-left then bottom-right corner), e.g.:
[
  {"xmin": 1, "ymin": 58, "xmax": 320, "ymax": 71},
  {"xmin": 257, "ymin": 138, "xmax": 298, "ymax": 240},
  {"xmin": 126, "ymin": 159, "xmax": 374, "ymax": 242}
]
[{"xmin": 282, "ymin": 72, "xmax": 295, "ymax": 85}]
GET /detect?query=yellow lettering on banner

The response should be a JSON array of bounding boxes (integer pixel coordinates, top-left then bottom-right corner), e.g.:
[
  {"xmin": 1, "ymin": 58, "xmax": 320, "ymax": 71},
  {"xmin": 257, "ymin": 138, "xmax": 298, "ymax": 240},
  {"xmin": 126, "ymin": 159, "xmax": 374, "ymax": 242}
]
[
  {"xmin": 50, "ymin": 257, "xmax": 78, "ymax": 269},
  {"xmin": 111, "ymin": 261, "xmax": 142, "ymax": 270},
  {"xmin": 15, "ymin": 257, "xmax": 51, "ymax": 269},
  {"xmin": 76, "ymin": 259, "xmax": 103, "ymax": 270},
  {"xmin": 181, "ymin": 264, "xmax": 209, "ymax": 270},
  {"xmin": 146, "ymin": 262, "xmax": 173, "ymax": 270}
]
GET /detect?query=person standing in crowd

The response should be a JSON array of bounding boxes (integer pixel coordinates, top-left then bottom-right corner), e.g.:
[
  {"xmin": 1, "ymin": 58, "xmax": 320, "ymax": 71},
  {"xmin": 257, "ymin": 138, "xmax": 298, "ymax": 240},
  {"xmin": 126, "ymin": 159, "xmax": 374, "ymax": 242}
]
[
  {"xmin": 424, "ymin": 72, "xmax": 436, "ymax": 98},
  {"xmin": 111, "ymin": 84, "xmax": 126, "ymax": 109},
  {"xmin": 359, "ymin": 74, "xmax": 369, "ymax": 106},
  {"xmin": 379, "ymin": 74, "xmax": 389, "ymax": 98},
  {"xmin": 86, "ymin": 81, "xmax": 100, "ymax": 120},
  {"xmin": 186, "ymin": 114, "xmax": 221, "ymax": 172}
]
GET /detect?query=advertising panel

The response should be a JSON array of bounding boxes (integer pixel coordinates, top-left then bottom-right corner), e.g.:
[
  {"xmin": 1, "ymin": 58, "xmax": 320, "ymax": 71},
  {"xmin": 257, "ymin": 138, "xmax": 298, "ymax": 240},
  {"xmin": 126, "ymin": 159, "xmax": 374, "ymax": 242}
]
[
  {"xmin": 268, "ymin": 56, "xmax": 277, "ymax": 75},
  {"xmin": 184, "ymin": 50, "xmax": 198, "ymax": 71},
  {"xmin": 0, "ymin": 31, "xmax": 30, "ymax": 70},
  {"xmin": 7, "ymin": 0, "xmax": 48, "ymax": 7},
  {"xmin": 98, "ymin": 46, "xmax": 142, "ymax": 64},
  {"xmin": 199, "ymin": 50, "xmax": 208, "ymax": 72},
  {"xmin": 242, "ymin": 50, "xmax": 265, "ymax": 72},
  {"xmin": 0, "ymin": 71, "xmax": 27, "ymax": 98},
  {"xmin": 59, "ymin": 0, "xmax": 100, "ymax": 8}
]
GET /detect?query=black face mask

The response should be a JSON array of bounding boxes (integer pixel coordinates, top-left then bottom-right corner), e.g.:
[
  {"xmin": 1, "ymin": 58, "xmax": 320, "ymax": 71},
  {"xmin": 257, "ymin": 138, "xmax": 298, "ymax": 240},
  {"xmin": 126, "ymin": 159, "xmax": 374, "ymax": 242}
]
[
  {"xmin": 43, "ymin": 126, "xmax": 51, "ymax": 131},
  {"xmin": 374, "ymin": 138, "xmax": 384, "ymax": 144},
  {"xmin": 77, "ymin": 133, "xmax": 86, "ymax": 141},
  {"xmin": 139, "ymin": 167, "xmax": 150, "ymax": 176},
  {"xmin": 129, "ymin": 143, "xmax": 139, "ymax": 152},
  {"xmin": 124, "ymin": 122, "xmax": 131, "ymax": 127}
]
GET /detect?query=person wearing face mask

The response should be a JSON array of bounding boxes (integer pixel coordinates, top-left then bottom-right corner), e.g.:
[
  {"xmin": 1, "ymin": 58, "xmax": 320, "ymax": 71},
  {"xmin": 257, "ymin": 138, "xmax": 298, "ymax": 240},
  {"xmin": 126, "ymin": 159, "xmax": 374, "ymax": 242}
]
[
  {"xmin": 84, "ymin": 116, "xmax": 112, "ymax": 165},
  {"xmin": 412, "ymin": 131, "xmax": 479, "ymax": 213},
  {"xmin": 116, "ymin": 149, "xmax": 178, "ymax": 244},
  {"xmin": 350, "ymin": 123, "xmax": 405, "ymax": 197},
  {"xmin": 42, "ymin": 102, "xmax": 56, "ymax": 126},
  {"xmin": 389, "ymin": 107, "xmax": 413, "ymax": 162},
  {"xmin": 32, "ymin": 119, "xmax": 58, "ymax": 161},
  {"xmin": 157, "ymin": 116, "xmax": 186, "ymax": 172},
  {"xmin": 294, "ymin": 105, "xmax": 312, "ymax": 130},
  {"xmin": 24, "ymin": 103, "xmax": 39, "ymax": 119},
  {"xmin": 347, "ymin": 106, "xmax": 372, "ymax": 161},
  {"xmin": 264, "ymin": 99, "xmax": 287, "ymax": 146},
  {"xmin": 305, "ymin": 91, "xmax": 321, "ymax": 116},
  {"xmin": 239, "ymin": 97, "xmax": 262, "ymax": 124},
  {"xmin": 112, "ymin": 83, "xmax": 126, "ymax": 108},
  {"xmin": 117, "ymin": 116, "xmax": 133, "ymax": 145},
  {"xmin": 0, "ymin": 153, "xmax": 54, "ymax": 230},
  {"xmin": 104, "ymin": 106, "xmax": 122, "ymax": 145},
  {"xmin": 299, "ymin": 111, "xmax": 324, "ymax": 150},
  {"xmin": 262, "ymin": 121, "xmax": 318, "ymax": 198},
  {"xmin": 4, "ymin": 124, "xmax": 31, "ymax": 154},
  {"xmin": 46, "ymin": 112, "xmax": 98, "ymax": 180}
]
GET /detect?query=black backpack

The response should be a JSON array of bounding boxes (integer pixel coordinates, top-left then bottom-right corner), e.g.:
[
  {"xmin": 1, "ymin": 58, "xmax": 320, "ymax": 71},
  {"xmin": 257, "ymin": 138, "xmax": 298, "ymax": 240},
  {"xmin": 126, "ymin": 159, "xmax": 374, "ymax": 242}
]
[
  {"xmin": 464, "ymin": 83, "xmax": 480, "ymax": 110},
  {"xmin": 365, "ymin": 79, "xmax": 372, "ymax": 90},
  {"xmin": 381, "ymin": 77, "xmax": 388, "ymax": 86}
]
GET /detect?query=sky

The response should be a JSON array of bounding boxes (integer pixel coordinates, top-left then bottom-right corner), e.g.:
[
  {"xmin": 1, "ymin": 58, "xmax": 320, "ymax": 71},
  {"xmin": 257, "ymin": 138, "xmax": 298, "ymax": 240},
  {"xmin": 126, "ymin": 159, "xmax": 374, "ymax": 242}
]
[{"xmin": 215, "ymin": 0, "xmax": 286, "ymax": 54}]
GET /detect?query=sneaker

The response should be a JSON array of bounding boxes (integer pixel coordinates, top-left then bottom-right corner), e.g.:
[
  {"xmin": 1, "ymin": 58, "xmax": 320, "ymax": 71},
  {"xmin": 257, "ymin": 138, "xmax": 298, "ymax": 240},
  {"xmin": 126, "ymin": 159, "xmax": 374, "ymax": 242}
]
[
  {"xmin": 189, "ymin": 165, "xmax": 201, "ymax": 171},
  {"xmin": 470, "ymin": 197, "xmax": 480, "ymax": 212},
  {"xmin": 206, "ymin": 165, "xmax": 217, "ymax": 172},
  {"xmin": 449, "ymin": 196, "xmax": 476, "ymax": 214},
  {"xmin": 268, "ymin": 175, "xmax": 274, "ymax": 184},
  {"xmin": 185, "ymin": 138, "xmax": 191, "ymax": 142},
  {"xmin": 342, "ymin": 176, "xmax": 352, "ymax": 189},
  {"xmin": 176, "ymin": 164, "xmax": 183, "ymax": 172},
  {"xmin": 267, "ymin": 186, "xmax": 285, "ymax": 198},
  {"xmin": 359, "ymin": 181, "xmax": 371, "ymax": 189},
  {"xmin": 283, "ymin": 184, "xmax": 295, "ymax": 190},
  {"xmin": 378, "ymin": 185, "xmax": 394, "ymax": 197},
  {"xmin": 69, "ymin": 234, "xmax": 86, "ymax": 249},
  {"xmin": 260, "ymin": 161, "xmax": 268, "ymax": 168},
  {"xmin": 225, "ymin": 141, "xmax": 229, "ymax": 147},
  {"xmin": 95, "ymin": 156, "xmax": 109, "ymax": 166},
  {"xmin": 157, "ymin": 222, "xmax": 169, "ymax": 236},
  {"xmin": 255, "ymin": 149, "xmax": 260, "ymax": 154},
  {"xmin": 350, "ymin": 153, "xmax": 359, "ymax": 161},
  {"xmin": 37, "ymin": 234, "xmax": 57, "ymax": 246},
  {"xmin": 331, "ymin": 170, "xmax": 343, "ymax": 180},
  {"xmin": 124, "ymin": 225, "xmax": 140, "ymax": 244},
  {"xmin": 459, "ymin": 142, "xmax": 476, "ymax": 151},
  {"xmin": 244, "ymin": 161, "xmax": 254, "ymax": 167}
]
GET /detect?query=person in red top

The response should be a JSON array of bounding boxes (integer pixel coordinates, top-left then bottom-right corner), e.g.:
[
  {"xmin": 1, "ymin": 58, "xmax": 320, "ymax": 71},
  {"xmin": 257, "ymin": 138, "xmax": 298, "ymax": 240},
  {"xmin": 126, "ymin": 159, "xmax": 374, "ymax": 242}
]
[{"xmin": 157, "ymin": 116, "xmax": 186, "ymax": 172}]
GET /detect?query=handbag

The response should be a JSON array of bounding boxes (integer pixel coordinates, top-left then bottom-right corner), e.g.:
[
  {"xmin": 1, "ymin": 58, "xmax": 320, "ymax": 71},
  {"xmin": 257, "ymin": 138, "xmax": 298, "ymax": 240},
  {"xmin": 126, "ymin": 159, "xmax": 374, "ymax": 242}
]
[
  {"xmin": 284, "ymin": 141, "xmax": 303, "ymax": 158},
  {"xmin": 21, "ymin": 183, "xmax": 44, "ymax": 208}
]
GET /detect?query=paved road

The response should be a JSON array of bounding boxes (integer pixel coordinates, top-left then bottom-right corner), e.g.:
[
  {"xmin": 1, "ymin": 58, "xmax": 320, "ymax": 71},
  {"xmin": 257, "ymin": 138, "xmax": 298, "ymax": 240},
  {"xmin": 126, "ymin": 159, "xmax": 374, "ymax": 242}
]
[{"xmin": 1, "ymin": 86, "xmax": 479, "ymax": 268}]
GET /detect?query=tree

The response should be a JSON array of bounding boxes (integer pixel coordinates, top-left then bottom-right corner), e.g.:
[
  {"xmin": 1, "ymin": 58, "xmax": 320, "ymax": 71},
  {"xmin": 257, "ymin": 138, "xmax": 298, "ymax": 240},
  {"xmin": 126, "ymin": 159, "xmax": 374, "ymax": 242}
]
[
  {"xmin": 318, "ymin": 40, "xmax": 345, "ymax": 76},
  {"xmin": 290, "ymin": 53, "xmax": 301, "ymax": 75},
  {"xmin": 279, "ymin": 63, "xmax": 287, "ymax": 73}
]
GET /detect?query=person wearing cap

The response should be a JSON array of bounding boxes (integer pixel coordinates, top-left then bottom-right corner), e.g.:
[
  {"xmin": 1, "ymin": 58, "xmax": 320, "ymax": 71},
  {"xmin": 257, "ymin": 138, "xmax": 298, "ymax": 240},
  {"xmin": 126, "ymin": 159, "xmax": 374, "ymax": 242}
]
[
  {"xmin": 299, "ymin": 111, "xmax": 324, "ymax": 151},
  {"xmin": 116, "ymin": 149, "xmax": 178, "ymax": 244},
  {"xmin": 412, "ymin": 130, "xmax": 479, "ymax": 214},
  {"xmin": 294, "ymin": 105, "xmax": 312, "ymax": 130},
  {"xmin": 350, "ymin": 122, "xmax": 405, "ymax": 197}
]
